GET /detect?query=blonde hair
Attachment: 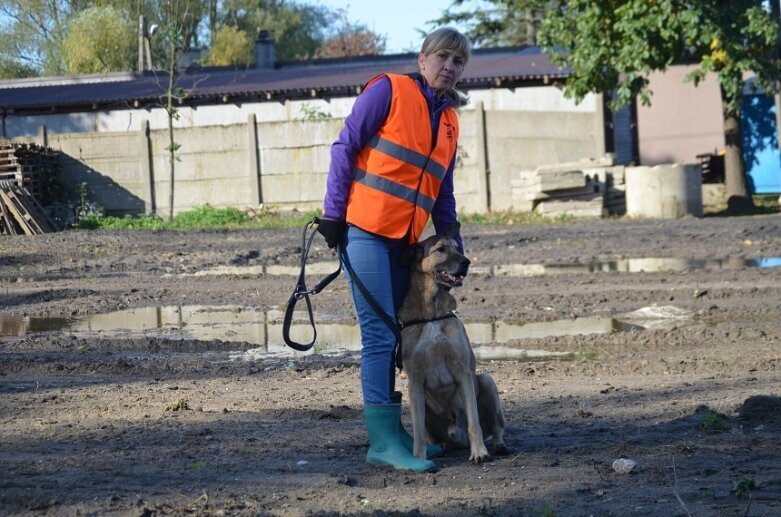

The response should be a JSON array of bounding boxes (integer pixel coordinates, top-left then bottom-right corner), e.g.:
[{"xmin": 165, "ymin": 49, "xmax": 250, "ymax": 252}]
[{"xmin": 419, "ymin": 27, "xmax": 471, "ymax": 108}]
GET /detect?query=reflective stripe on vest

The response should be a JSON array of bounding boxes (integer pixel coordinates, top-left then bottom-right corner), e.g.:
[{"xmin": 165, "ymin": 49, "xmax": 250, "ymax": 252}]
[
  {"xmin": 345, "ymin": 73, "xmax": 459, "ymax": 242},
  {"xmin": 365, "ymin": 135, "xmax": 448, "ymax": 181},
  {"xmin": 352, "ymin": 166, "xmax": 437, "ymax": 212}
]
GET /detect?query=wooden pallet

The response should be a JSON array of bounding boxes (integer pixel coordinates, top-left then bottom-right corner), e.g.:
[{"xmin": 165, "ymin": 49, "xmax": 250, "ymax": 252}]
[
  {"xmin": 0, "ymin": 185, "xmax": 57, "ymax": 235},
  {"xmin": 0, "ymin": 192, "xmax": 18, "ymax": 235}
]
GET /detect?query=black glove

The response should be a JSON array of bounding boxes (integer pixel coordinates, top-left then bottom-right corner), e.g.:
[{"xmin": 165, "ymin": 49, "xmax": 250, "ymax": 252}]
[{"xmin": 317, "ymin": 218, "xmax": 345, "ymax": 249}]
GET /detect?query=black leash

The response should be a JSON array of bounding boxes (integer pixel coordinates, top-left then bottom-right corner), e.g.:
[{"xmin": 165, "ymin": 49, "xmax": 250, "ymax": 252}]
[
  {"xmin": 282, "ymin": 218, "xmax": 404, "ymax": 369},
  {"xmin": 339, "ymin": 247, "xmax": 405, "ymax": 369},
  {"xmin": 282, "ymin": 218, "xmax": 341, "ymax": 352}
]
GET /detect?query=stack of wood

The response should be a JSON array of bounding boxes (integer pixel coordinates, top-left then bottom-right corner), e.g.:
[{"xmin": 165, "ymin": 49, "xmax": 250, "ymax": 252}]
[
  {"xmin": 0, "ymin": 142, "xmax": 59, "ymax": 200},
  {"xmin": 511, "ymin": 156, "xmax": 626, "ymax": 217},
  {"xmin": 0, "ymin": 182, "xmax": 57, "ymax": 235},
  {"xmin": 0, "ymin": 142, "xmax": 60, "ymax": 234}
]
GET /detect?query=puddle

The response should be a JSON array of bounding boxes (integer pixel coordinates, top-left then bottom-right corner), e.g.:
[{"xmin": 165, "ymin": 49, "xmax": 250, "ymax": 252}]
[
  {"xmin": 165, "ymin": 256, "xmax": 781, "ymax": 278},
  {"xmin": 486, "ymin": 256, "xmax": 781, "ymax": 277},
  {"xmin": 0, "ymin": 304, "xmax": 690, "ymax": 362},
  {"xmin": 3, "ymin": 257, "xmax": 778, "ymax": 284}
]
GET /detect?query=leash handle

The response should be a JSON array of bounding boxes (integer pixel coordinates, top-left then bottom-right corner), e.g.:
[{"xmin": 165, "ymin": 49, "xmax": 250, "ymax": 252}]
[
  {"xmin": 282, "ymin": 217, "xmax": 403, "ymax": 369},
  {"xmin": 282, "ymin": 217, "xmax": 341, "ymax": 352}
]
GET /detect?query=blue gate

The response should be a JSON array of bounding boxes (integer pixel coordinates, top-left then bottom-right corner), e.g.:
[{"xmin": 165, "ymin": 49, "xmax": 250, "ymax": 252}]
[{"xmin": 741, "ymin": 93, "xmax": 781, "ymax": 194}]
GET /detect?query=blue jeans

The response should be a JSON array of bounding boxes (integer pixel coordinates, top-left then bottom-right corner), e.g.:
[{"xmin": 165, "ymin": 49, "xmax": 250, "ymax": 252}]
[{"xmin": 341, "ymin": 225, "xmax": 409, "ymax": 405}]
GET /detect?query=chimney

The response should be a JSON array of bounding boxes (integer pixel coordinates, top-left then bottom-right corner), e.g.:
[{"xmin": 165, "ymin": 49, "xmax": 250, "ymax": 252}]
[{"xmin": 255, "ymin": 30, "xmax": 276, "ymax": 69}]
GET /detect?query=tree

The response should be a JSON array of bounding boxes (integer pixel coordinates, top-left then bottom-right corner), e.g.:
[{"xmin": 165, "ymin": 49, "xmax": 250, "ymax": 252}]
[
  {"xmin": 435, "ymin": 0, "xmax": 552, "ymax": 46},
  {"xmin": 0, "ymin": 57, "xmax": 37, "ymax": 79},
  {"xmin": 0, "ymin": 0, "xmax": 162, "ymax": 77},
  {"xmin": 214, "ymin": 0, "xmax": 330, "ymax": 61},
  {"xmin": 62, "ymin": 6, "xmax": 137, "ymax": 74},
  {"xmin": 203, "ymin": 25, "xmax": 253, "ymax": 66},
  {"xmin": 0, "ymin": 0, "xmax": 80, "ymax": 76},
  {"xmin": 539, "ymin": 0, "xmax": 781, "ymax": 212},
  {"xmin": 315, "ymin": 9, "xmax": 386, "ymax": 58}
]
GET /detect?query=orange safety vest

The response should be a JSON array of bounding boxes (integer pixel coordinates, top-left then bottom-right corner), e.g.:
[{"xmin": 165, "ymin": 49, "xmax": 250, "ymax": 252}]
[{"xmin": 345, "ymin": 73, "xmax": 459, "ymax": 243}]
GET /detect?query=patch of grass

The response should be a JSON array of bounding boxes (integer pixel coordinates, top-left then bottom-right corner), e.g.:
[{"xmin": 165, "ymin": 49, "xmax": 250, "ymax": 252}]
[
  {"xmin": 79, "ymin": 205, "xmax": 602, "ymax": 232},
  {"xmin": 78, "ymin": 205, "xmax": 321, "ymax": 231},
  {"xmin": 188, "ymin": 460, "xmax": 207, "ymax": 471},
  {"xmin": 704, "ymin": 193, "xmax": 780, "ymax": 216},
  {"xmin": 459, "ymin": 210, "xmax": 587, "ymax": 225},
  {"xmin": 700, "ymin": 409, "xmax": 726, "ymax": 431},
  {"xmin": 541, "ymin": 505, "xmax": 556, "ymax": 517},
  {"xmin": 732, "ymin": 477, "xmax": 756, "ymax": 499}
]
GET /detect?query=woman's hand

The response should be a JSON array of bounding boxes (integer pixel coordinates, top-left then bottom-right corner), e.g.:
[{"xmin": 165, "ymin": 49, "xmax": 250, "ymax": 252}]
[{"xmin": 317, "ymin": 218, "xmax": 345, "ymax": 249}]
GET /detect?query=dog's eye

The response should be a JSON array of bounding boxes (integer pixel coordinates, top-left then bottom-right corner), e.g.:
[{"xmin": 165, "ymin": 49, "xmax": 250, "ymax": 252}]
[{"xmin": 433, "ymin": 247, "xmax": 445, "ymax": 253}]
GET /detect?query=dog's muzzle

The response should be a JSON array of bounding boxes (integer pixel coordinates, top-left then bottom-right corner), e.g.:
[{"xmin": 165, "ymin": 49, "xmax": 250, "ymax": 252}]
[
  {"xmin": 436, "ymin": 270, "xmax": 464, "ymax": 287},
  {"xmin": 436, "ymin": 257, "xmax": 470, "ymax": 288}
]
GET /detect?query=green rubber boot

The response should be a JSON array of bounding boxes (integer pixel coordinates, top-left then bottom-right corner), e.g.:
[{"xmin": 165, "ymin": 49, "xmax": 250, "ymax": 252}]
[
  {"xmin": 364, "ymin": 404, "xmax": 436, "ymax": 472},
  {"xmin": 390, "ymin": 391, "xmax": 444, "ymax": 458}
]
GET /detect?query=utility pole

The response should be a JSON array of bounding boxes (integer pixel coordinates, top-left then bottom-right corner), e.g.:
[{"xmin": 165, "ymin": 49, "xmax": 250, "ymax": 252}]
[
  {"xmin": 137, "ymin": 15, "xmax": 155, "ymax": 72},
  {"xmin": 138, "ymin": 15, "xmax": 145, "ymax": 72}
]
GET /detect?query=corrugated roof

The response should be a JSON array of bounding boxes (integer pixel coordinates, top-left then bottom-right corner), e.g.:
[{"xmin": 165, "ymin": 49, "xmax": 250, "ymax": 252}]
[{"xmin": 0, "ymin": 46, "xmax": 569, "ymax": 115}]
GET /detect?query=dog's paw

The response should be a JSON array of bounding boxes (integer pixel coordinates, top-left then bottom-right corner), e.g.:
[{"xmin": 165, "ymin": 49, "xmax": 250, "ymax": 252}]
[
  {"xmin": 469, "ymin": 445, "xmax": 490, "ymax": 463},
  {"xmin": 492, "ymin": 443, "xmax": 512, "ymax": 456}
]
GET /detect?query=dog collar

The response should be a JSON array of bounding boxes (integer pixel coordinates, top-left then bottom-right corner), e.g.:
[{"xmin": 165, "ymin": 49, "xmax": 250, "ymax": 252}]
[{"xmin": 398, "ymin": 312, "xmax": 457, "ymax": 329}]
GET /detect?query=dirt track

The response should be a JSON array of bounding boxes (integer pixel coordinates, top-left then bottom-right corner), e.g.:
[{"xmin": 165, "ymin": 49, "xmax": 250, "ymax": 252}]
[{"xmin": 1, "ymin": 214, "xmax": 780, "ymax": 516}]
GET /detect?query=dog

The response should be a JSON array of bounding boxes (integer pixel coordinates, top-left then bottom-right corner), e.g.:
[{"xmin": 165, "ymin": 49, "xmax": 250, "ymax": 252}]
[{"xmin": 398, "ymin": 234, "xmax": 509, "ymax": 463}]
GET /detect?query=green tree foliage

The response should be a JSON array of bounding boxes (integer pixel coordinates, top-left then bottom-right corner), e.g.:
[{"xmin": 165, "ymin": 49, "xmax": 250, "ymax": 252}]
[
  {"xmin": 435, "ymin": 0, "xmax": 552, "ymax": 46},
  {"xmin": 214, "ymin": 0, "xmax": 330, "ymax": 61},
  {"xmin": 316, "ymin": 8, "xmax": 386, "ymax": 58},
  {"xmin": 0, "ymin": 57, "xmax": 38, "ymax": 79},
  {"xmin": 0, "ymin": 0, "xmax": 163, "ymax": 76},
  {"xmin": 0, "ymin": 0, "xmax": 79, "ymax": 75},
  {"xmin": 62, "ymin": 6, "xmax": 136, "ymax": 74},
  {"xmin": 0, "ymin": 0, "xmax": 336, "ymax": 77},
  {"xmin": 539, "ymin": 0, "xmax": 781, "ymax": 211},
  {"xmin": 203, "ymin": 25, "xmax": 253, "ymax": 66}
]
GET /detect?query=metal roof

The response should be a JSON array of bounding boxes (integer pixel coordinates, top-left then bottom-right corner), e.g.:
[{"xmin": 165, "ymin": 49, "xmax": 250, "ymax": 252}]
[{"xmin": 0, "ymin": 46, "xmax": 569, "ymax": 115}]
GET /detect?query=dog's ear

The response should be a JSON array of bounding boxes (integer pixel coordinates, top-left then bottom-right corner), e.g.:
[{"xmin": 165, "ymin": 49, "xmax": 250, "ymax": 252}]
[
  {"xmin": 400, "ymin": 244, "xmax": 422, "ymax": 267},
  {"xmin": 445, "ymin": 221, "xmax": 461, "ymax": 239}
]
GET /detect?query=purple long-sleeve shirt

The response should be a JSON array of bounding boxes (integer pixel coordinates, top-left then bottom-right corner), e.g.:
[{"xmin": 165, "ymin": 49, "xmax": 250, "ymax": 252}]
[{"xmin": 323, "ymin": 74, "xmax": 462, "ymax": 250}]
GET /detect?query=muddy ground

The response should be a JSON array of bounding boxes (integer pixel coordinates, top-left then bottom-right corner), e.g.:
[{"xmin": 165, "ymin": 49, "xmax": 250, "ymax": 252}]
[{"xmin": 1, "ymin": 214, "xmax": 780, "ymax": 516}]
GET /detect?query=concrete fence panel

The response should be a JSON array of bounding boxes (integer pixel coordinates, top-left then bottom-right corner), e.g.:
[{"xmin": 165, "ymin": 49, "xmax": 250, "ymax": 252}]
[
  {"xmin": 149, "ymin": 123, "xmax": 252, "ymax": 216},
  {"xmin": 20, "ymin": 103, "xmax": 605, "ymax": 217},
  {"xmin": 484, "ymin": 110, "xmax": 603, "ymax": 210},
  {"xmin": 49, "ymin": 131, "xmax": 149, "ymax": 214}
]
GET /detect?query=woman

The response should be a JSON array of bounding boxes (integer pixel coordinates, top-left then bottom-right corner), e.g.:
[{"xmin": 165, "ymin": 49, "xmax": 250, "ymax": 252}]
[{"xmin": 318, "ymin": 27, "xmax": 471, "ymax": 472}]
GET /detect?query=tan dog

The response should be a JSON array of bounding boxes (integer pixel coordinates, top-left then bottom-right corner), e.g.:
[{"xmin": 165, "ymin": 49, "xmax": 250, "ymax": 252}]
[{"xmin": 399, "ymin": 235, "xmax": 509, "ymax": 463}]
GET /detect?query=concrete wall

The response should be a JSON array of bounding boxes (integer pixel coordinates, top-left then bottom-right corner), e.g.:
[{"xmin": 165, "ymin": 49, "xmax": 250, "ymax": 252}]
[
  {"xmin": 480, "ymin": 108, "xmax": 606, "ymax": 209},
  {"xmin": 43, "ymin": 129, "xmax": 152, "ymax": 214},
  {"xmin": 12, "ymin": 94, "xmax": 604, "ymax": 216},
  {"xmin": 3, "ymin": 86, "xmax": 596, "ymax": 137}
]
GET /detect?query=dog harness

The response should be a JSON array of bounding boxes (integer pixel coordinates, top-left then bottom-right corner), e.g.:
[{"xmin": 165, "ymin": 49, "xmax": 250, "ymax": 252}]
[{"xmin": 345, "ymin": 73, "xmax": 459, "ymax": 244}]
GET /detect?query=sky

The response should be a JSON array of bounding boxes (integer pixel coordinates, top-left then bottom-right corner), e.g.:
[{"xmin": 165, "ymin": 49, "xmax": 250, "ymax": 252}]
[{"xmin": 317, "ymin": 0, "xmax": 458, "ymax": 54}]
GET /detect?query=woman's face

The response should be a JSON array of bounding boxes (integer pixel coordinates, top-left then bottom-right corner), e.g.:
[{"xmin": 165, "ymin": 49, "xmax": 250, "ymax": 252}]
[{"xmin": 418, "ymin": 48, "xmax": 465, "ymax": 92}]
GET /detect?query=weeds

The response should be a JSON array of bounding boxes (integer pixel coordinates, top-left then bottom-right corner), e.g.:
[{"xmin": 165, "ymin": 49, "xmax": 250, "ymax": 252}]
[
  {"xmin": 700, "ymin": 410, "xmax": 726, "ymax": 432},
  {"xmin": 188, "ymin": 460, "xmax": 207, "ymax": 471},
  {"xmin": 79, "ymin": 205, "xmax": 320, "ymax": 231},
  {"xmin": 460, "ymin": 209, "xmax": 586, "ymax": 225},
  {"xmin": 164, "ymin": 398, "xmax": 191, "ymax": 412},
  {"xmin": 732, "ymin": 477, "xmax": 756, "ymax": 499},
  {"xmin": 704, "ymin": 194, "xmax": 781, "ymax": 216},
  {"xmin": 541, "ymin": 506, "xmax": 556, "ymax": 517}
]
